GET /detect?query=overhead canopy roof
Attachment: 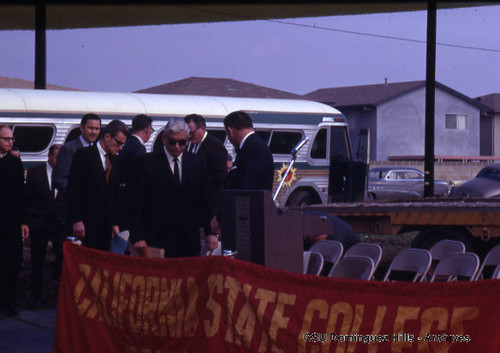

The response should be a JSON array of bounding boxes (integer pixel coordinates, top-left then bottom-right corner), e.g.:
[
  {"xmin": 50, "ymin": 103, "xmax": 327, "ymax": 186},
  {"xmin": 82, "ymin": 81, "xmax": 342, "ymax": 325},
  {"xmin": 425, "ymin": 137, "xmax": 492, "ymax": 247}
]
[{"xmin": 0, "ymin": 2, "xmax": 490, "ymax": 30}]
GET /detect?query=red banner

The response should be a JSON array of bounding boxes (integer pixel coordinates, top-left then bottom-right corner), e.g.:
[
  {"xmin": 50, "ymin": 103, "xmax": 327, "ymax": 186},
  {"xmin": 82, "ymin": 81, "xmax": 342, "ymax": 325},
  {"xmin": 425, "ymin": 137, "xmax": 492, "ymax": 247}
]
[{"xmin": 55, "ymin": 242, "xmax": 500, "ymax": 353}]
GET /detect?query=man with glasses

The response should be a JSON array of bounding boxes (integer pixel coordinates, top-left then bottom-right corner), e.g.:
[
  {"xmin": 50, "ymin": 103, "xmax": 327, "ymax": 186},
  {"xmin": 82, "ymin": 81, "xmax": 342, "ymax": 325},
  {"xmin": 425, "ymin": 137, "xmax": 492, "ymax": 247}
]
[
  {"xmin": 130, "ymin": 118, "xmax": 218, "ymax": 258},
  {"xmin": 118, "ymin": 114, "xmax": 154, "ymax": 230},
  {"xmin": 67, "ymin": 120, "xmax": 128, "ymax": 251},
  {"xmin": 0, "ymin": 125, "xmax": 29, "ymax": 316},
  {"xmin": 184, "ymin": 114, "xmax": 228, "ymax": 215},
  {"xmin": 53, "ymin": 113, "xmax": 101, "ymax": 231}
]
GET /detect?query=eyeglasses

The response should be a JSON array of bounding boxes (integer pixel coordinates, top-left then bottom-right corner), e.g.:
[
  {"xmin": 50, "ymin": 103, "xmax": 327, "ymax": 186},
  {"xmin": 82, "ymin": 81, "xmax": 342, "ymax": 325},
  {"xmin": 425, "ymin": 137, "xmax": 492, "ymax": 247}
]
[
  {"xmin": 189, "ymin": 127, "xmax": 200, "ymax": 136},
  {"xmin": 0, "ymin": 136, "xmax": 15, "ymax": 142},
  {"xmin": 112, "ymin": 136, "xmax": 126, "ymax": 147},
  {"xmin": 167, "ymin": 138, "xmax": 187, "ymax": 146}
]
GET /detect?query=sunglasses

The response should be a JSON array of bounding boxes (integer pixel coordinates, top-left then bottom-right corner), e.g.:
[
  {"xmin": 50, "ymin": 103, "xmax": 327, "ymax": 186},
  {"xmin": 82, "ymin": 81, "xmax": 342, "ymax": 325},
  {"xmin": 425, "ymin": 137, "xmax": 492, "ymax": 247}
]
[
  {"xmin": 167, "ymin": 138, "xmax": 187, "ymax": 146},
  {"xmin": 112, "ymin": 136, "xmax": 126, "ymax": 147}
]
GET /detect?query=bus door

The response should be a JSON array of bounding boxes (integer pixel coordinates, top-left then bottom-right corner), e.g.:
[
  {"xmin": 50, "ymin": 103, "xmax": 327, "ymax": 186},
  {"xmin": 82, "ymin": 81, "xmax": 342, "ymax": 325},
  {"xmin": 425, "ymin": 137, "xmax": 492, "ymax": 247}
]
[{"xmin": 328, "ymin": 127, "xmax": 369, "ymax": 202}]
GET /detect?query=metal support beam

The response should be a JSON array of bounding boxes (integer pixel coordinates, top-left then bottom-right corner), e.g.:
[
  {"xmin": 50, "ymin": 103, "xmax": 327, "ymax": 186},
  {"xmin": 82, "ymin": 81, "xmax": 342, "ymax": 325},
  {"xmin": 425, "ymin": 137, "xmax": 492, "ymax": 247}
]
[
  {"xmin": 424, "ymin": 0, "xmax": 436, "ymax": 197},
  {"xmin": 34, "ymin": 4, "xmax": 46, "ymax": 90}
]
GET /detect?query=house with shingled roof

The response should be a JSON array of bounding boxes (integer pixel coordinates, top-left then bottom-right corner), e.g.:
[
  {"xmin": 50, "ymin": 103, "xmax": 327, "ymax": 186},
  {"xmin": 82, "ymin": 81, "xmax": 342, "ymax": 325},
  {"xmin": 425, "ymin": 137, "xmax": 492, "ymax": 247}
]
[
  {"xmin": 475, "ymin": 93, "xmax": 500, "ymax": 157},
  {"xmin": 135, "ymin": 76, "xmax": 304, "ymax": 100},
  {"xmin": 0, "ymin": 76, "xmax": 80, "ymax": 91},
  {"xmin": 305, "ymin": 81, "xmax": 491, "ymax": 161}
]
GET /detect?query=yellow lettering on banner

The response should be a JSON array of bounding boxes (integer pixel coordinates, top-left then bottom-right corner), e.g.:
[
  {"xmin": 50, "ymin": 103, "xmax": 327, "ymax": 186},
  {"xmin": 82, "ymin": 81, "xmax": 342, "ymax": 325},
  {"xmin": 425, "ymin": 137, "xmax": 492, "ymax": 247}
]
[
  {"xmin": 255, "ymin": 288, "xmax": 277, "ymax": 353},
  {"xmin": 418, "ymin": 307, "xmax": 449, "ymax": 353},
  {"xmin": 367, "ymin": 306, "xmax": 388, "ymax": 353},
  {"xmin": 74, "ymin": 264, "xmax": 92, "ymax": 316},
  {"xmin": 392, "ymin": 306, "xmax": 419, "ymax": 353},
  {"xmin": 99, "ymin": 269, "xmax": 111, "ymax": 325},
  {"xmin": 346, "ymin": 305, "xmax": 365, "ymax": 353},
  {"xmin": 157, "ymin": 278, "xmax": 184, "ymax": 337},
  {"xmin": 298, "ymin": 299, "xmax": 328, "ymax": 353},
  {"xmin": 451, "ymin": 307, "xmax": 479, "ymax": 335},
  {"xmin": 143, "ymin": 277, "xmax": 160, "ymax": 336},
  {"xmin": 326, "ymin": 302, "xmax": 353, "ymax": 353},
  {"xmin": 85, "ymin": 266, "xmax": 106, "ymax": 321},
  {"xmin": 224, "ymin": 276, "xmax": 241, "ymax": 344},
  {"xmin": 184, "ymin": 277, "xmax": 199, "ymax": 337},
  {"xmin": 117, "ymin": 273, "xmax": 133, "ymax": 330},
  {"xmin": 111, "ymin": 272, "xmax": 123, "ymax": 328},
  {"xmin": 129, "ymin": 275, "xmax": 146, "ymax": 334},
  {"xmin": 234, "ymin": 283, "xmax": 256, "ymax": 349},
  {"xmin": 269, "ymin": 292, "xmax": 296, "ymax": 353},
  {"xmin": 204, "ymin": 274, "xmax": 223, "ymax": 338}
]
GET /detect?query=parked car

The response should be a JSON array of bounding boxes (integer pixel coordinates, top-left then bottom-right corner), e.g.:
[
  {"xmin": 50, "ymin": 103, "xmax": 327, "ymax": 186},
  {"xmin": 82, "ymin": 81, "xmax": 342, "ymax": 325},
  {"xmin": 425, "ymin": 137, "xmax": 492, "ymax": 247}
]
[
  {"xmin": 449, "ymin": 162, "xmax": 500, "ymax": 198},
  {"xmin": 367, "ymin": 167, "xmax": 449, "ymax": 200}
]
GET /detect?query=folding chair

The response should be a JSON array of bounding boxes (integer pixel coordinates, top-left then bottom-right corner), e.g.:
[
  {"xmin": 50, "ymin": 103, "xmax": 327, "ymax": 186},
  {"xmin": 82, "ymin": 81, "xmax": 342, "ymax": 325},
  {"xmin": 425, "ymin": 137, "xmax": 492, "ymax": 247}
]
[
  {"xmin": 429, "ymin": 252, "xmax": 480, "ymax": 282},
  {"xmin": 344, "ymin": 242, "xmax": 382, "ymax": 279},
  {"xmin": 309, "ymin": 240, "xmax": 344, "ymax": 276},
  {"xmin": 383, "ymin": 248, "xmax": 432, "ymax": 282},
  {"xmin": 303, "ymin": 251, "xmax": 324, "ymax": 276},
  {"xmin": 430, "ymin": 239, "xmax": 466, "ymax": 267},
  {"xmin": 492, "ymin": 265, "xmax": 500, "ymax": 279},
  {"xmin": 328, "ymin": 255, "xmax": 375, "ymax": 281},
  {"xmin": 475, "ymin": 244, "xmax": 500, "ymax": 280}
]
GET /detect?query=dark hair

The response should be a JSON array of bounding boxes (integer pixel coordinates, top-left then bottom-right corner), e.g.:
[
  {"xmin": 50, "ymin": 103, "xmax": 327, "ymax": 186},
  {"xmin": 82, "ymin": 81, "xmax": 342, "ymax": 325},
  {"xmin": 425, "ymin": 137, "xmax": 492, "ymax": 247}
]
[
  {"xmin": 132, "ymin": 114, "xmax": 153, "ymax": 132},
  {"xmin": 80, "ymin": 113, "xmax": 101, "ymax": 127},
  {"xmin": 48, "ymin": 143, "xmax": 62, "ymax": 155},
  {"xmin": 224, "ymin": 111, "xmax": 253, "ymax": 130},
  {"xmin": 184, "ymin": 114, "xmax": 206, "ymax": 129},
  {"xmin": 102, "ymin": 120, "xmax": 129, "ymax": 138}
]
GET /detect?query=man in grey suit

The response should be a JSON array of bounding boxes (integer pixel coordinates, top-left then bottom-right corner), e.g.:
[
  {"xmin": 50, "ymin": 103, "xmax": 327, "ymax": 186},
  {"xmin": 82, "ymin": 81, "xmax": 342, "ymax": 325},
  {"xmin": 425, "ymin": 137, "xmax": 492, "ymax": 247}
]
[{"xmin": 52, "ymin": 113, "xmax": 101, "ymax": 229}]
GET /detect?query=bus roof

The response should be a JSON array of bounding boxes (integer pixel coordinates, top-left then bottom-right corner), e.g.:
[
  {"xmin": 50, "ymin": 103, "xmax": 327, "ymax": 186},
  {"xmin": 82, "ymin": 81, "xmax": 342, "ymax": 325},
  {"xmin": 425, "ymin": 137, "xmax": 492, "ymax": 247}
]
[{"xmin": 0, "ymin": 88, "xmax": 342, "ymax": 118}]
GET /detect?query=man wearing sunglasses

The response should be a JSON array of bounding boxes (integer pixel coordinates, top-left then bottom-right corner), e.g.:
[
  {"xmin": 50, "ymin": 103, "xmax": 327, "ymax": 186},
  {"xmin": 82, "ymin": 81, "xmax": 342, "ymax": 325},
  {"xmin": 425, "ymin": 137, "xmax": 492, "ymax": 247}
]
[
  {"xmin": 130, "ymin": 118, "xmax": 218, "ymax": 258},
  {"xmin": 67, "ymin": 120, "xmax": 128, "ymax": 251}
]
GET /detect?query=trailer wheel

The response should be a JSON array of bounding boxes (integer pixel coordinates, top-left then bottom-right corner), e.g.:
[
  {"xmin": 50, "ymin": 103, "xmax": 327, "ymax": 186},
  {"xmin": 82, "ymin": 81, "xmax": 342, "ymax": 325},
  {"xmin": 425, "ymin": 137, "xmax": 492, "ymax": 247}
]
[{"xmin": 286, "ymin": 190, "xmax": 317, "ymax": 207}]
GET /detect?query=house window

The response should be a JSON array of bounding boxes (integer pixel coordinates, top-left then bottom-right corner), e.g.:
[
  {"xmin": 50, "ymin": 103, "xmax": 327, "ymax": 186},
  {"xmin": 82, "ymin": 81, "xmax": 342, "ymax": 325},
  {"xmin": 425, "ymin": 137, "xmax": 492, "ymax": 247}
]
[{"xmin": 445, "ymin": 114, "xmax": 467, "ymax": 130}]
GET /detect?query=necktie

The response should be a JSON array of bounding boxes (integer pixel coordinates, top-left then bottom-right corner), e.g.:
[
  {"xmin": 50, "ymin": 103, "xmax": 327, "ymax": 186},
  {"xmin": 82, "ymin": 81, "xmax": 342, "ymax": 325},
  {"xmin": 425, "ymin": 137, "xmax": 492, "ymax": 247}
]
[
  {"xmin": 191, "ymin": 143, "xmax": 197, "ymax": 153},
  {"xmin": 173, "ymin": 157, "xmax": 180, "ymax": 184},
  {"xmin": 105, "ymin": 154, "xmax": 112, "ymax": 184}
]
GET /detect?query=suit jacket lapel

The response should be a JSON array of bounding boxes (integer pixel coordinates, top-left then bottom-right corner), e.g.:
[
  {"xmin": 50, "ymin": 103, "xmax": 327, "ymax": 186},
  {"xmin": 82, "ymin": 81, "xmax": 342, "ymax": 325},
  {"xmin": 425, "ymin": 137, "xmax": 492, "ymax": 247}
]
[{"xmin": 154, "ymin": 148, "xmax": 178, "ymax": 186}]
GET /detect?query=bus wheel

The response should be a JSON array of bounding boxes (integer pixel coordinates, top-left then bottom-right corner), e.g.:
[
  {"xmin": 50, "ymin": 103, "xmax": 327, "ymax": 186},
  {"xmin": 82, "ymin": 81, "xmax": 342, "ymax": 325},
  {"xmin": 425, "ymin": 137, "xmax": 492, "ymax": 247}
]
[{"xmin": 287, "ymin": 190, "xmax": 315, "ymax": 207}]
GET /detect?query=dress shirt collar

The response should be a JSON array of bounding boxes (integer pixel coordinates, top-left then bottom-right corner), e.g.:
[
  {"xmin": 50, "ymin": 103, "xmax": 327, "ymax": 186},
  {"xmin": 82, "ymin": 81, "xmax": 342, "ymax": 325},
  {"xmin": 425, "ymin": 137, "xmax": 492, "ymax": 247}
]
[
  {"xmin": 133, "ymin": 134, "xmax": 145, "ymax": 146},
  {"xmin": 79, "ymin": 135, "xmax": 92, "ymax": 147},
  {"xmin": 163, "ymin": 146, "xmax": 183, "ymax": 180},
  {"xmin": 240, "ymin": 131, "xmax": 255, "ymax": 150},
  {"xmin": 97, "ymin": 140, "xmax": 107, "ymax": 169},
  {"xmin": 0, "ymin": 152, "xmax": 7, "ymax": 158}
]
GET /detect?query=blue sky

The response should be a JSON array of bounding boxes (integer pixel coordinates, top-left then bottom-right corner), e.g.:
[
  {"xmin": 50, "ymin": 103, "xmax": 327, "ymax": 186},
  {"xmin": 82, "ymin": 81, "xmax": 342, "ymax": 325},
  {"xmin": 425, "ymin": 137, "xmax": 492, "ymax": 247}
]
[{"xmin": 1, "ymin": 4, "xmax": 500, "ymax": 98}]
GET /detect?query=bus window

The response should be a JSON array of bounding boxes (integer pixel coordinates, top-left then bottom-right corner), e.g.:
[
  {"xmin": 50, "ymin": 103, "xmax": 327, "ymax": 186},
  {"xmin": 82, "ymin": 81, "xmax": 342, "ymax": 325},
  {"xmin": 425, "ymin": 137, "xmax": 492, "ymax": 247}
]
[
  {"xmin": 330, "ymin": 126, "xmax": 350, "ymax": 160},
  {"xmin": 65, "ymin": 127, "xmax": 81, "ymax": 143},
  {"xmin": 269, "ymin": 131, "xmax": 303, "ymax": 154},
  {"xmin": 13, "ymin": 125, "xmax": 54, "ymax": 152},
  {"xmin": 208, "ymin": 129, "xmax": 226, "ymax": 143},
  {"xmin": 255, "ymin": 130, "xmax": 271, "ymax": 145},
  {"xmin": 310, "ymin": 128, "xmax": 327, "ymax": 159}
]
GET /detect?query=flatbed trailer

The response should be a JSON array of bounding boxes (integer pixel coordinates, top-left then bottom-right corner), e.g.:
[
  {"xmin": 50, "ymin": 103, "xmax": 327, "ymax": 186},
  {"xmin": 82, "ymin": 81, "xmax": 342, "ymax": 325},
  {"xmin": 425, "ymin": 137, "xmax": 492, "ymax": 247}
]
[{"xmin": 304, "ymin": 198, "xmax": 500, "ymax": 257}]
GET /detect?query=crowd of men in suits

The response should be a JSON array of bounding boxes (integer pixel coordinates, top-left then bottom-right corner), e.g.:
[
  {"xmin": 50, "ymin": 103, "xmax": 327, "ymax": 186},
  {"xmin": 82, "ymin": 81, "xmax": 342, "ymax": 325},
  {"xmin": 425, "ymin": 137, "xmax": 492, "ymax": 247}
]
[{"xmin": 0, "ymin": 109, "xmax": 274, "ymax": 317}]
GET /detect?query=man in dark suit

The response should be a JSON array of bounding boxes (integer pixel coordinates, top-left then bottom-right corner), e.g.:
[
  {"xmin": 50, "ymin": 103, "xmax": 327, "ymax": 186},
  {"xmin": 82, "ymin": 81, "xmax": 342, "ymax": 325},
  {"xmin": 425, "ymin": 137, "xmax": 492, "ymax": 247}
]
[
  {"xmin": 0, "ymin": 125, "xmax": 29, "ymax": 316},
  {"xmin": 25, "ymin": 144, "xmax": 65, "ymax": 308},
  {"xmin": 53, "ymin": 113, "xmax": 101, "ymax": 229},
  {"xmin": 130, "ymin": 118, "xmax": 218, "ymax": 258},
  {"xmin": 184, "ymin": 114, "xmax": 228, "ymax": 215},
  {"xmin": 224, "ymin": 110, "xmax": 274, "ymax": 191},
  {"xmin": 67, "ymin": 120, "xmax": 128, "ymax": 251},
  {"xmin": 118, "ymin": 114, "xmax": 153, "ymax": 230}
]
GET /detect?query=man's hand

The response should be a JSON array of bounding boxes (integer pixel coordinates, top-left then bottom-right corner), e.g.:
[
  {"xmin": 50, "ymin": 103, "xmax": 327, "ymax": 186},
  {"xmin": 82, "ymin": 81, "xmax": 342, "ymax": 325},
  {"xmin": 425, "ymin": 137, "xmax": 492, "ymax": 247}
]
[
  {"xmin": 73, "ymin": 221, "xmax": 85, "ymax": 238},
  {"xmin": 21, "ymin": 224, "xmax": 29, "ymax": 240},
  {"xmin": 205, "ymin": 235, "xmax": 219, "ymax": 252},
  {"xmin": 111, "ymin": 225, "xmax": 120, "ymax": 238},
  {"xmin": 133, "ymin": 240, "xmax": 148, "ymax": 257}
]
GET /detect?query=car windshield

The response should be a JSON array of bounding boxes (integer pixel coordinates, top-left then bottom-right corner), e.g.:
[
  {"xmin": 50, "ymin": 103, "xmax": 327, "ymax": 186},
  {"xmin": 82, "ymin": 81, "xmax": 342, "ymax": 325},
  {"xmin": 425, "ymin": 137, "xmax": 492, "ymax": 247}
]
[{"xmin": 476, "ymin": 167, "xmax": 500, "ymax": 182}]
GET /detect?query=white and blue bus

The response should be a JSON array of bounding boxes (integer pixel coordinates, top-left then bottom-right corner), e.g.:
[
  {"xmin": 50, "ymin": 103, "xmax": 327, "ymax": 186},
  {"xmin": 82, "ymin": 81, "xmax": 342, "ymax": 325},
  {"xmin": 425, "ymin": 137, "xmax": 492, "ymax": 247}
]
[{"xmin": 0, "ymin": 88, "xmax": 366, "ymax": 206}]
